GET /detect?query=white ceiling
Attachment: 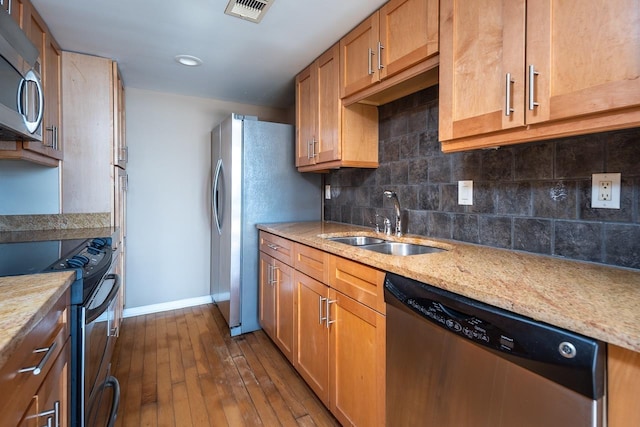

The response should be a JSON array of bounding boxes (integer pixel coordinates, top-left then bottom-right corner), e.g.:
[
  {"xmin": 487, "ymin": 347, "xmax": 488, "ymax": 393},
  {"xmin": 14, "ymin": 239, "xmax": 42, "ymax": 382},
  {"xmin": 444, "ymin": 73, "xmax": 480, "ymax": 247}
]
[{"xmin": 30, "ymin": 0, "xmax": 388, "ymax": 109}]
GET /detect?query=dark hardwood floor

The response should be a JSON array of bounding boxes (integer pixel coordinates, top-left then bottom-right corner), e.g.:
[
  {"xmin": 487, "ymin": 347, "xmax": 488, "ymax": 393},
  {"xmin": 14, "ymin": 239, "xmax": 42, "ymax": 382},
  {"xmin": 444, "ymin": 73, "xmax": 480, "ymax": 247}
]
[{"xmin": 111, "ymin": 304, "xmax": 340, "ymax": 427}]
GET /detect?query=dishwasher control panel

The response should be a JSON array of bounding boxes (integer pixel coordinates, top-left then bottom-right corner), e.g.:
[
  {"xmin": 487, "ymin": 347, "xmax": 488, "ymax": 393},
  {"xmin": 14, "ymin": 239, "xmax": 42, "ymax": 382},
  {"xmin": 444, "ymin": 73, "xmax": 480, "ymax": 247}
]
[{"xmin": 405, "ymin": 297, "xmax": 523, "ymax": 354}]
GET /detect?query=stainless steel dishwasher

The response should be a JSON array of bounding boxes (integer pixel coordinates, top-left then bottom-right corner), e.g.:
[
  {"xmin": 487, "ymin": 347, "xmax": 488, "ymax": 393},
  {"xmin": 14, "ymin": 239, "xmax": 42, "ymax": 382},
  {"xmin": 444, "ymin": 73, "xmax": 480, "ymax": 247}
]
[{"xmin": 384, "ymin": 273, "xmax": 606, "ymax": 427}]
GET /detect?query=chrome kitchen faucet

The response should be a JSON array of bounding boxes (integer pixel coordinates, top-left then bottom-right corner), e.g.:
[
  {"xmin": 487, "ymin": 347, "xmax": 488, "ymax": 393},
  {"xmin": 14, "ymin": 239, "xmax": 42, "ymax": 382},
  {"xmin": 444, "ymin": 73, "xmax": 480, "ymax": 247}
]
[{"xmin": 383, "ymin": 190, "xmax": 402, "ymax": 236}]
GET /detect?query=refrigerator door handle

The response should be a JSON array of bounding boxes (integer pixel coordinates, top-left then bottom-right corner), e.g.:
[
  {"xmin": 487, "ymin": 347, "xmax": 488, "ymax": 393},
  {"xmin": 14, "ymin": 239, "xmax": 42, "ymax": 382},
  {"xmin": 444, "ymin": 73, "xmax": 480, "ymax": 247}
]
[{"xmin": 212, "ymin": 159, "xmax": 223, "ymax": 235}]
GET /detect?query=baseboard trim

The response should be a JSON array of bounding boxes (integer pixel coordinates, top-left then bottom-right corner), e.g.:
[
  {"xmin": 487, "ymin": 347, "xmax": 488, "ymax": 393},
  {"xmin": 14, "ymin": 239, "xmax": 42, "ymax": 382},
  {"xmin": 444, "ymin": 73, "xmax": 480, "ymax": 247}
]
[{"xmin": 123, "ymin": 295, "xmax": 214, "ymax": 318}]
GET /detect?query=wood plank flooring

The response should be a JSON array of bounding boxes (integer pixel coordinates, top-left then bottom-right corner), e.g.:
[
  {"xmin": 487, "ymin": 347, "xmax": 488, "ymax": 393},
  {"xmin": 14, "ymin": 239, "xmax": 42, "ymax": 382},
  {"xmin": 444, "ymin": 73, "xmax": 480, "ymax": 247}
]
[{"xmin": 110, "ymin": 304, "xmax": 340, "ymax": 427}]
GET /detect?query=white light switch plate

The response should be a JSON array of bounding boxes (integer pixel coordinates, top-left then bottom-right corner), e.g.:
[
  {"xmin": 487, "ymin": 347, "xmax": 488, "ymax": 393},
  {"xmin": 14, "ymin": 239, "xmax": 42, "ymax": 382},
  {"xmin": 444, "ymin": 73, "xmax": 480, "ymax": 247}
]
[
  {"xmin": 591, "ymin": 173, "xmax": 621, "ymax": 209},
  {"xmin": 458, "ymin": 180, "xmax": 473, "ymax": 205}
]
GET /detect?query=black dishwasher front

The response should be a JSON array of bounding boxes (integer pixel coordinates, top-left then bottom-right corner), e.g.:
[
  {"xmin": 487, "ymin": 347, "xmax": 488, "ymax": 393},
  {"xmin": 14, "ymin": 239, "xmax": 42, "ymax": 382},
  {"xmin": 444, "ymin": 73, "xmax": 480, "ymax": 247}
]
[{"xmin": 384, "ymin": 272, "xmax": 605, "ymax": 427}]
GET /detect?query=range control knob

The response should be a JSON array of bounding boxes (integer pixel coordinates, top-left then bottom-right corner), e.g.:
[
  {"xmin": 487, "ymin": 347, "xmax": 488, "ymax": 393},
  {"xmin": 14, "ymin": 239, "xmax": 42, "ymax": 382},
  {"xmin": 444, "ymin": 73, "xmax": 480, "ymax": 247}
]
[
  {"xmin": 67, "ymin": 255, "xmax": 89, "ymax": 268},
  {"xmin": 90, "ymin": 238, "xmax": 107, "ymax": 249}
]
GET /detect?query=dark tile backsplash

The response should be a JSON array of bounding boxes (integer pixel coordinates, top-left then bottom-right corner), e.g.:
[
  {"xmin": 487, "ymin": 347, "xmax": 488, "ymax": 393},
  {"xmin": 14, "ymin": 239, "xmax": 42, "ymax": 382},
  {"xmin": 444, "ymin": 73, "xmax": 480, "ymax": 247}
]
[{"xmin": 324, "ymin": 86, "xmax": 640, "ymax": 270}]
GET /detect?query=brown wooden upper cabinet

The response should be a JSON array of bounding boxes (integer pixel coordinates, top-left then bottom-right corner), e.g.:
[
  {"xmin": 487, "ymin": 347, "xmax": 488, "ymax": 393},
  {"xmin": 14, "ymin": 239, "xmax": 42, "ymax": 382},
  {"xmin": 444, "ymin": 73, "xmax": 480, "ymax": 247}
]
[
  {"xmin": 3, "ymin": 0, "xmax": 27, "ymax": 27},
  {"xmin": 340, "ymin": 0, "xmax": 439, "ymax": 99},
  {"xmin": 295, "ymin": 44, "xmax": 378, "ymax": 172},
  {"xmin": 439, "ymin": 0, "xmax": 640, "ymax": 152}
]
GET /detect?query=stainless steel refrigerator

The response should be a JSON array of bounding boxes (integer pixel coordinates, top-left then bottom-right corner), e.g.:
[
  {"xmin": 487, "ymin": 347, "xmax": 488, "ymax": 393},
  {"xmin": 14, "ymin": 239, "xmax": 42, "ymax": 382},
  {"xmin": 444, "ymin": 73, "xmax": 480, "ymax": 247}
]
[{"xmin": 210, "ymin": 114, "xmax": 321, "ymax": 336}]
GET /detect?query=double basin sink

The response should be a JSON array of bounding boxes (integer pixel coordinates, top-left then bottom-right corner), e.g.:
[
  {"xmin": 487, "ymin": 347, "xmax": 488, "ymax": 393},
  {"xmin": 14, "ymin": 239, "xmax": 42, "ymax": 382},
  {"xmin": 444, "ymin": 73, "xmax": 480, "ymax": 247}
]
[{"xmin": 326, "ymin": 235, "xmax": 446, "ymax": 256}]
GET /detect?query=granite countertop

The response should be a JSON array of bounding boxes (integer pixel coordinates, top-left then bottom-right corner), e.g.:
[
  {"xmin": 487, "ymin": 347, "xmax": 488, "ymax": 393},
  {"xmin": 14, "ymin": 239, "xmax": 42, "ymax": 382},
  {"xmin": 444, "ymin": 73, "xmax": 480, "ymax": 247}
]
[
  {"xmin": 0, "ymin": 227, "xmax": 116, "ymax": 244},
  {"xmin": 0, "ymin": 271, "xmax": 75, "ymax": 368},
  {"xmin": 258, "ymin": 221, "xmax": 640, "ymax": 353}
]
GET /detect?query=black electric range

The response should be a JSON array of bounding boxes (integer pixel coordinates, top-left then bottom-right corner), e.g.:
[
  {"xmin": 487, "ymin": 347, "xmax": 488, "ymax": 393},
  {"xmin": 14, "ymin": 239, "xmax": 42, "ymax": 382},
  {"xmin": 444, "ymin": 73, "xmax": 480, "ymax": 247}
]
[{"xmin": 0, "ymin": 236, "xmax": 114, "ymax": 304}]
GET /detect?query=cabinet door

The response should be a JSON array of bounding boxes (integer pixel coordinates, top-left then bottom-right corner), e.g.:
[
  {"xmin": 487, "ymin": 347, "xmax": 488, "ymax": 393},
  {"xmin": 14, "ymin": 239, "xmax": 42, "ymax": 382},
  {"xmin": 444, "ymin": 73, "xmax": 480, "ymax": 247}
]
[
  {"xmin": 5, "ymin": 0, "xmax": 26, "ymax": 27},
  {"xmin": 295, "ymin": 64, "xmax": 316, "ymax": 167},
  {"xmin": 112, "ymin": 250, "xmax": 124, "ymax": 335},
  {"xmin": 439, "ymin": 0, "xmax": 526, "ymax": 141},
  {"xmin": 44, "ymin": 35, "xmax": 62, "ymax": 152},
  {"xmin": 525, "ymin": 0, "xmax": 640, "ymax": 125},
  {"xmin": 315, "ymin": 44, "xmax": 341, "ymax": 164},
  {"xmin": 294, "ymin": 271, "xmax": 330, "ymax": 405},
  {"xmin": 329, "ymin": 290, "xmax": 385, "ymax": 427},
  {"xmin": 113, "ymin": 64, "xmax": 127, "ymax": 168},
  {"xmin": 259, "ymin": 252, "xmax": 277, "ymax": 339},
  {"xmin": 340, "ymin": 12, "xmax": 380, "ymax": 98},
  {"xmin": 114, "ymin": 168, "xmax": 127, "ymax": 249},
  {"xmin": 379, "ymin": 0, "xmax": 439, "ymax": 80},
  {"xmin": 608, "ymin": 344, "xmax": 640, "ymax": 427},
  {"xmin": 23, "ymin": 9, "xmax": 63, "ymax": 159},
  {"xmin": 61, "ymin": 52, "xmax": 114, "ymax": 214},
  {"xmin": 260, "ymin": 250, "xmax": 293, "ymax": 362},
  {"xmin": 275, "ymin": 260, "xmax": 294, "ymax": 362}
]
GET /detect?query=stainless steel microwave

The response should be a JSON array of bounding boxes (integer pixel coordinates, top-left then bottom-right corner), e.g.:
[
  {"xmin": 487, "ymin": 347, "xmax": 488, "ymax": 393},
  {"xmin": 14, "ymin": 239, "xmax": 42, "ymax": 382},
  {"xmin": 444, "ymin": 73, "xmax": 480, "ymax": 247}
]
[{"xmin": 0, "ymin": 10, "xmax": 44, "ymax": 142}]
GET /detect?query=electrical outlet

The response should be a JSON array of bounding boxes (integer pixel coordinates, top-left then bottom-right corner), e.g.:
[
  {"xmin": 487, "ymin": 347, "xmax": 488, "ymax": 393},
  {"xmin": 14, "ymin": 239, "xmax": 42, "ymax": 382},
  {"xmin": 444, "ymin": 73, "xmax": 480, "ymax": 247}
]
[
  {"xmin": 324, "ymin": 184, "xmax": 331, "ymax": 200},
  {"xmin": 591, "ymin": 173, "xmax": 621, "ymax": 209},
  {"xmin": 598, "ymin": 180, "xmax": 612, "ymax": 201}
]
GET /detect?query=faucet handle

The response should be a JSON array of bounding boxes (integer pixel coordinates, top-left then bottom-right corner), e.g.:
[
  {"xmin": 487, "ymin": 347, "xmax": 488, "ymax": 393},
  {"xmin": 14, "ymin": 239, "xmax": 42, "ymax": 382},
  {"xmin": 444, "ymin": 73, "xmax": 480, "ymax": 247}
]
[{"xmin": 374, "ymin": 214, "xmax": 392, "ymax": 235}]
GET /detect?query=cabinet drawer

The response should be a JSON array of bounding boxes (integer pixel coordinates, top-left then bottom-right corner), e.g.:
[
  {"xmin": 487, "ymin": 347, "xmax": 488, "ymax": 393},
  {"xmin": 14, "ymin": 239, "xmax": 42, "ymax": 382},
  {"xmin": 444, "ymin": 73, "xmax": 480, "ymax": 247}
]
[
  {"xmin": 294, "ymin": 243, "xmax": 329, "ymax": 284},
  {"xmin": 0, "ymin": 289, "xmax": 70, "ymax": 427},
  {"xmin": 259, "ymin": 231, "xmax": 294, "ymax": 265},
  {"xmin": 329, "ymin": 255, "xmax": 386, "ymax": 314}
]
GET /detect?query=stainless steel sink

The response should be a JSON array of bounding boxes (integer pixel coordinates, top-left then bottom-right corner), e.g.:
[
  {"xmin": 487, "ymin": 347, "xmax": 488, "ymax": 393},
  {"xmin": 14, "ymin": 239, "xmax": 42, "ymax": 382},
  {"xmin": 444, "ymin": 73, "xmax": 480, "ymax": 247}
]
[
  {"xmin": 326, "ymin": 235, "xmax": 446, "ymax": 256},
  {"xmin": 327, "ymin": 236, "xmax": 386, "ymax": 246},
  {"xmin": 359, "ymin": 242, "xmax": 445, "ymax": 256}
]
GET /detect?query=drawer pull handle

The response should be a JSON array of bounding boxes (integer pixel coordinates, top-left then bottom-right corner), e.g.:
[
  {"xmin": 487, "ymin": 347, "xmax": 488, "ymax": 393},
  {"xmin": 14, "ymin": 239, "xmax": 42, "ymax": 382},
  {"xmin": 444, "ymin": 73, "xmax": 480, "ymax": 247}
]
[
  {"xmin": 319, "ymin": 296, "xmax": 327, "ymax": 324},
  {"xmin": 19, "ymin": 341, "xmax": 57, "ymax": 376},
  {"xmin": 505, "ymin": 73, "xmax": 514, "ymax": 116},
  {"xmin": 37, "ymin": 401, "xmax": 60, "ymax": 427},
  {"xmin": 267, "ymin": 243, "xmax": 279, "ymax": 251},
  {"xmin": 325, "ymin": 298, "xmax": 337, "ymax": 328},
  {"xmin": 528, "ymin": 64, "xmax": 539, "ymax": 111}
]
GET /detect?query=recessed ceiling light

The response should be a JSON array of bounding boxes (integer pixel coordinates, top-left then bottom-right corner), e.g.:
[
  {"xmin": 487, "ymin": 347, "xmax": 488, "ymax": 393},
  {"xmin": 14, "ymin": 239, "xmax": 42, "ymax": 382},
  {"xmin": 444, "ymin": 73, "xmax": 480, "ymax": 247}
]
[{"xmin": 175, "ymin": 55, "xmax": 203, "ymax": 67}]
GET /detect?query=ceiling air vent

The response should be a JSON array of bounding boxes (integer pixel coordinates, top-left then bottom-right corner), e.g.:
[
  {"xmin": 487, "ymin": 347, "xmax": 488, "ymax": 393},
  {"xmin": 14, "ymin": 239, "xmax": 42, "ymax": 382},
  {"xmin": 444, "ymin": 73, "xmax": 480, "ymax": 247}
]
[{"xmin": 224, "ymin": 0, "xmax": 274, "ymax": 23}]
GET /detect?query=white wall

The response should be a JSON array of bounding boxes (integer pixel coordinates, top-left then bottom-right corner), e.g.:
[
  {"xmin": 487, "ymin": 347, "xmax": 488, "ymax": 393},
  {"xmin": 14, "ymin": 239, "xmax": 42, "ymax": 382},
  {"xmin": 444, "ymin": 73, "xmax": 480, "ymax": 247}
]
[
  {"xmin": 125, "ymin": 88, "xmax": 289, "ymax": 309},
  {"xmin": 0, "ymin": 160, "xmax": 60, "ymax": 214}
]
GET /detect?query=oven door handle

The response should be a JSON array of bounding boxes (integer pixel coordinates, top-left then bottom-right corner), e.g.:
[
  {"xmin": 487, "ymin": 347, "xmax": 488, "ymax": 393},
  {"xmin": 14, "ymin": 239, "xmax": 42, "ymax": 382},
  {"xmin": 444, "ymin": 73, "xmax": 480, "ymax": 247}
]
[
  {"xmin": 86, "ymin": 274, "xmax": 120, "ymax": 324},
  {"xmin": 105, "ymin": 375, "xmax": 120, "ymax": 427}
]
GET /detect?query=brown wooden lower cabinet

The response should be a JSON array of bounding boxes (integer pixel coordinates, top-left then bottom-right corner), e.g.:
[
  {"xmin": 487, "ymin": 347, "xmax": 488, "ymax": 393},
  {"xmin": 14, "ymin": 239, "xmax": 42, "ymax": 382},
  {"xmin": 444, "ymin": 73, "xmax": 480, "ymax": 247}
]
[
  {"xmin": 329, "ymin": 288, "xmax": 385, "ymax": 427},
  {"xmin": 260, "ymin": 232, "xmax": 385, "ymax": 426},
  {"xmin": 1, "ymin": 288, "xmax": 70, "ymax": 427},
  {"xmin": 259, "ymin": 251, "xmax": 295, "ymax": 363},
  {"xmin": 608, "ymin": 344, "xmax": 640, "ymax": 427},
  {"xmin": 293, "ymin": 270, "xmax": 386, "ymax": 427}
]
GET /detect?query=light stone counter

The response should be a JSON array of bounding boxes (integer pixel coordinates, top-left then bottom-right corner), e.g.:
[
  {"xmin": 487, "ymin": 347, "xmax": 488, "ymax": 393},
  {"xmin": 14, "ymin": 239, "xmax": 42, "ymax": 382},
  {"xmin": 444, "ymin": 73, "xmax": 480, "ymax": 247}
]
[
  {"xmin": 0, "ymin": 272, "xmax": 75, "ymax": 368},
  {"xmin": 258, "ymin": 221, "xmax": 640, "ymax": 352}
]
